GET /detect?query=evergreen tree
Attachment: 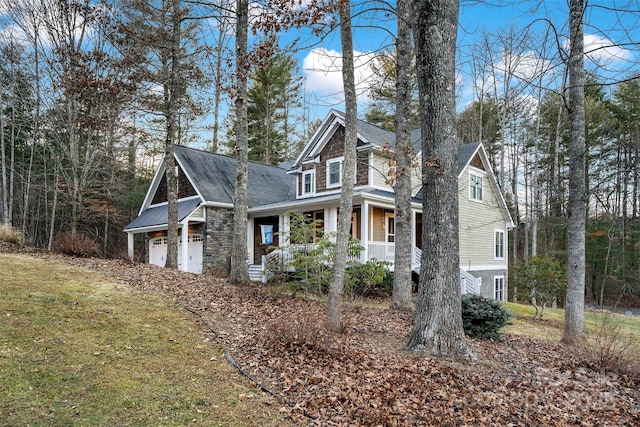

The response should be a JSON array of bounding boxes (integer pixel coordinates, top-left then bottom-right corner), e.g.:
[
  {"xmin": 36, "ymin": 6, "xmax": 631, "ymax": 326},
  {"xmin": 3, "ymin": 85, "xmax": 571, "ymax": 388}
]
[
  {"xmin": 364, "ymin": 50, "xmax": 420, "ymax": 132},
  {"xmin": 247, "ymin": 51, "xmax": 302, "ymax": 165}
]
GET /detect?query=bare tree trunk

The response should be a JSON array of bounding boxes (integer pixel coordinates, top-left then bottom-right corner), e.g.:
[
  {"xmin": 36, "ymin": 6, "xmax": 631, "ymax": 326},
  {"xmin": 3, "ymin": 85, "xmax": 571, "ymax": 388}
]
[
  {"xmin": 22, "ymin": 29, "xmax": 40, "ymax": 239},
  {"xmin": 164, "ymin": 0, "xmax": 182, "ymax": 270},
  {"xmin": 408, "ymin": 0, "xmax": 475, "ymax": 360},
  {"xmin": 391, "ymin": 0, "xmax": 413, "ymax": 311},
  {"xmin": 326, "ymin": 0, "xmax": 357, "ymax": 331},
  {"xmin": 48, "ymin": 165, "xmax": 59, "ymax": 251},
  {"xmin": 562, "ymin": 0, "xmax": 586, "ymax": 346},
  {"xmin": 0, "ymin": 97, "xmax": 8, "ymax": 225},
  {"xmin": 230, "ymin": 0, "xmax": 250, "ymax": 285}
]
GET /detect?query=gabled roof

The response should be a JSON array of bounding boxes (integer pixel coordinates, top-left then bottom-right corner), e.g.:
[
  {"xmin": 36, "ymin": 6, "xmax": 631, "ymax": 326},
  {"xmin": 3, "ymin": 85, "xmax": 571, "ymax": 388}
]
[
  {"xmin": 124, "ymin": 198, "xmax": 201, "ymax": 231},
  {"xmin": 174, "ymin": 145, "xmax": 296, "ymax": 208},
  {"xmin": 457, "ymin": 142, "xmax": 482, "ymax": 175},
  {"xmin": 294, "ymin": 110, "xmax": 481, "ymax": 172},
  {"xmin": 292, "ymin": 110, "xmax": 397, "ymax": 169},
  {"xmin": 125, "ymin": 146, "xmax": 297, "ymax": 231}
]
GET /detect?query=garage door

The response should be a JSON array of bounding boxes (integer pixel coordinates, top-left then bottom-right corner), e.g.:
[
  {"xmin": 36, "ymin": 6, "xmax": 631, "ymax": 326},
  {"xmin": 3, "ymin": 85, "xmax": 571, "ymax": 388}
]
[
  {"xmin": 185, "ymin": 234, "xmax": 203, "ymax": 274},
  {"xmin": 150, "ymin": 235, "xmax": 203, "ymax": 273},
  {"xmin": 149, "ymin": 237, "xmax": 167, "ymax": 267}
]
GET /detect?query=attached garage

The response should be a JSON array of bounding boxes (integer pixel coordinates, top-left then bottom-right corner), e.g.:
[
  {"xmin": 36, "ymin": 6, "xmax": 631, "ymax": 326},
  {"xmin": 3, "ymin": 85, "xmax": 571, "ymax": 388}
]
[{"xmin": 149, "ymin": 234, "xmax": 203, "ymax": 274}]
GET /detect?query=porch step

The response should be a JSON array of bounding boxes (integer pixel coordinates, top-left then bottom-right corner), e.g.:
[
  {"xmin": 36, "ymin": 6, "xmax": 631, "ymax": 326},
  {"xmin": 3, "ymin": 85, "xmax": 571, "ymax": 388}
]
[{"xmin": 248, "ymin": 264, "xmax": 263, "ymax": 282}]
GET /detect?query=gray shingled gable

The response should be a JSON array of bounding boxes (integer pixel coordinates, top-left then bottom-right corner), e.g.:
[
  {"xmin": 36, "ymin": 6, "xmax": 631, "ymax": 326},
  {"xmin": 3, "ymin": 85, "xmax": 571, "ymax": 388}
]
[
  {"xmin": 457, "ymin": 142, "xmax": 481, "ymax": 174},
  {"xmin": 355, "ymin": 118, "xmax": 395, "ymax": 147},
  {"xmin": 174, "ymin": 145, "xmax": 296, "ymax": 207}
]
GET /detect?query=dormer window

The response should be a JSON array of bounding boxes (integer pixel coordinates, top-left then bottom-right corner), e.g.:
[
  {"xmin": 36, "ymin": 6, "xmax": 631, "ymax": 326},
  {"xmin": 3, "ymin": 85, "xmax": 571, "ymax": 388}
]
[
  {"xmin": 302, "ymin": 170, "xmax": 315, "ymax": 196},
  {"xmin": 326, "ymin": 157, "xmax": 344, "ymax": 188},
  {"xmin": 470, "ymin": 172, "xmax": 483, "ymax": 201}
]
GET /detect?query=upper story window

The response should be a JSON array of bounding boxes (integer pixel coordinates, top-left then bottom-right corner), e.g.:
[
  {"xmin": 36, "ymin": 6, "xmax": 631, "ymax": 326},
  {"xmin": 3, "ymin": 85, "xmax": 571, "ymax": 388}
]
[
  {"xmin": 326, "ymin": 157, "xmax": 344, "ymax": 188},
  {"xmin": 470, "ymin": 173, "xmax": 483, "ymax": 201},
  {"xmin": 302, "ymin": 170, "xmax": 315, "ymax": 196},
  {"xmin": 494, "ymin": 229, "xmax": 505, "ymax": 259}
]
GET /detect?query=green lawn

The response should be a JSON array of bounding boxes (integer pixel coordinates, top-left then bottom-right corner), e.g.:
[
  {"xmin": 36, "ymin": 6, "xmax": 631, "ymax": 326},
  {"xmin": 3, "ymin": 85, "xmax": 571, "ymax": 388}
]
[
  {"xmin": 504, "ymin": 301, "xmax": 640, "ymax": 343},
  {"xmin": 0, "ymin": 253, "xmax": 287, "ymax": 427}
]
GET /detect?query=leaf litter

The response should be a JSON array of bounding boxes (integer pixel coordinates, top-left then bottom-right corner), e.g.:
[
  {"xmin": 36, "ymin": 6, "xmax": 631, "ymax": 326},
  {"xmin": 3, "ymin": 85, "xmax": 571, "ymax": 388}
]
[{"xmin": 37, "ymin": 254, "xmax": 640, "ymax": 426}]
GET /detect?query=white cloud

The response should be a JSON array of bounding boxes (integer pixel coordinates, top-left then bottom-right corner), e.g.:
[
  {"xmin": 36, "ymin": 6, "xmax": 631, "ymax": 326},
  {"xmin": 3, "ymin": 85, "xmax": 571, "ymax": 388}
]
[
  {"xmin": 302, "ymin": 47, "xmax": 377, "ymax": 104},
  {"xmin": 583, "ymin": 33, "xmax": 632, "ymax": 62},
  {"xmin": 494, "ymin": 50, "xmax": 551, "ymax": 82}
]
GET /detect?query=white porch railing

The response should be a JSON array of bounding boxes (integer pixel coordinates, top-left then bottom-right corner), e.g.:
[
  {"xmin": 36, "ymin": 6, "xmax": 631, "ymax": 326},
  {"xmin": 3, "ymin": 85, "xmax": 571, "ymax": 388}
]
[
  {"xmin": 460, "ymin": 268, "xmax": 480, "ymax": 295},
  {"xmin": 260, "ymin": 242, "xmax": 481, "ymax": 296},
  {"xmin": 367, "ymin": 242, "xmax": 395, "ymax": 263},
  {"xmin": 412, "ymin": 246, "xmax": 422, "ymax": 271}
]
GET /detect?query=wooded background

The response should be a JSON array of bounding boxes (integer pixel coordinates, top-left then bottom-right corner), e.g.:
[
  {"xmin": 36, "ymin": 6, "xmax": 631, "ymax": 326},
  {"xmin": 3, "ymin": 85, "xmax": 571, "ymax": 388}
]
[{"xmin": 0, "ymin": 0, "xmax": 638, "ymax": 306}]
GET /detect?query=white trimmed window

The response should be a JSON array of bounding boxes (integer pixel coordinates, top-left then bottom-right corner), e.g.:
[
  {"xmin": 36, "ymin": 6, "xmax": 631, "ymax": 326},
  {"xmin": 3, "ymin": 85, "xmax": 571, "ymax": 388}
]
[
  {"xmin": 302, "ymin": 170, "xmax": 315, "ymax": 195},
  {"xmin": 494, "ymin": 229, "xmax": 505, "ymax": 259},
  {"xmin": 470, "ymin": 173, "xmax": 483, "ymax": 201},
  {"xmin": 385, "ymin": 213, "xmax": 395, "ymax": 243},
  {"xmin": 494, "ymin": 275, "xmax": 505, "ymax": 301},
  {"xmin": 326, "ymin": 157, "xmax": 344, "ymax": 188}
]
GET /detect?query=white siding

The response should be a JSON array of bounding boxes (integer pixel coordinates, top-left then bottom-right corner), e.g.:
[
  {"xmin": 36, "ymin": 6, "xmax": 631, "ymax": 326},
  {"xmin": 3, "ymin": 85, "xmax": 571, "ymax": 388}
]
[
  {"xmin": 410, "ymin": 153, "xmax": 422, "ymax": 197},
  {"xmin": 371, "ymin": 152, "xmax": 422, "ymax": 197},
  {"xmin": 371, "ymin": 153, "xmax": 394, "ymax": 191},
  {"xmin": 458, "ymin": 167, "xmax": 509, "ymax": 269}
]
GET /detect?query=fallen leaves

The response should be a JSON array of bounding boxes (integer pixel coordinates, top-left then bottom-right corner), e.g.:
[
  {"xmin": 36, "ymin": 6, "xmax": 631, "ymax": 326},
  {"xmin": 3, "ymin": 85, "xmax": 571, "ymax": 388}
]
[{"xmin": 31, "ymin": 253, "xmax": 640, "ymax": 426}]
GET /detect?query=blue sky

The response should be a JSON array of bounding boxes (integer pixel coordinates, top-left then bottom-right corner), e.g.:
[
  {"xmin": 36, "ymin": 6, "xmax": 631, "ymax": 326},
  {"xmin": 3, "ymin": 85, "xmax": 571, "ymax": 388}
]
[
  {"xmin": 1, "ymin": 0, "xmax": 637, "ymax": 149},
  {"xmin": 288, "ymin": 0, "xmax": 639, "ymax": 125}
]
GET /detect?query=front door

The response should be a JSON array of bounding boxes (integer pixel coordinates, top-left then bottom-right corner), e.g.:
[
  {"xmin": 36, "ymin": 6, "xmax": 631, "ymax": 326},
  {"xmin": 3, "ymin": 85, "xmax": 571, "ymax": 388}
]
[{"xmin": 253, "ymin": 216, "xmax": 279, "ymax": 264}]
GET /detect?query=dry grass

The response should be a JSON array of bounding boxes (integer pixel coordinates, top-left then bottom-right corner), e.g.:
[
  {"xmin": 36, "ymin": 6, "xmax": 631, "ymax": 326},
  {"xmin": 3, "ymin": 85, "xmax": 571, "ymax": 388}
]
[
  {"xmin": 0, "ymin": 253, "xmax": 289, "ymax": 427},
  {"xmin": 0, "ymin": 224, "xmax": 23, "ymax": 245}
]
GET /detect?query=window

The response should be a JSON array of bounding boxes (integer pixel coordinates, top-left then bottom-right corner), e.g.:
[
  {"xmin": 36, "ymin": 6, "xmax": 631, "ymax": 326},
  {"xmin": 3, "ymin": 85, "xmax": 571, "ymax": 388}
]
[
  {"xmin": 494, "ymin": 276, "xmax": 505, "ymax": 301},
  {"xmin": 470, "ymin": 173, "xmax": 483, "ymax": 201},
  {"xmin": 494, "ymin": 230, "xmax": 505, "ymax": 259},
  {"xmin": 385, "ymin": 214, "xmax": 395, "ymax": 243},
  {"xmin": 326, "ymin": 157, "xmax": 344, "ymax": 188},
  {"xmin": 302, "ymin": 170, "xmax": 315, "ymax": 195},
  {"xmin": 152, "ymin": 237, "xmax": 167, "ymax": 246}
]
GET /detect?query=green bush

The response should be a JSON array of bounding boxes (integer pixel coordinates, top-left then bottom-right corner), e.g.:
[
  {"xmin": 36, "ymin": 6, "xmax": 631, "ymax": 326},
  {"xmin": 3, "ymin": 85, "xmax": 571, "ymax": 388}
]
[
  {"xmin": 512, "ymin": 255, "xmax": 566, "ymax": 318},
  {"xmin": 345, "ymin": 260, "xmax": 392, "ymax": 297},
  {"xmin": 461, "ymin": 294, "xmax": 511, "ymax": 340}
]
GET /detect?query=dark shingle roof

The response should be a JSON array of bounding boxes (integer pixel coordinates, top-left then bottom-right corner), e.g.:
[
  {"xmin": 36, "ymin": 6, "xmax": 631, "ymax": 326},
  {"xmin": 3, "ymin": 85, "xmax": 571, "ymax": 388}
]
[
  {"xmin": 124, "ymin": 198, "xmax": 201, "ymax": 231},
  {"xmin": 174, "ymin": 145, "xmax": 297, "ymax": 207},
  {"xmin": 355, "ymin": 119, "xmax": 395, "ymax": 147},
  {"xmin": 457, "ymin": 142, "xmax": 481, "ymax": 173},
  {"xmin": 413, "ymin": 142, "xmax": 481, "ymax": 201}
]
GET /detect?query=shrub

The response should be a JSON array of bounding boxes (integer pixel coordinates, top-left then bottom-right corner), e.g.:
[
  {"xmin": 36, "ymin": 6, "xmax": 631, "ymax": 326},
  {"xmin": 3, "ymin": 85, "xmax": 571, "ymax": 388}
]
[
  {"xmin": 578, "ymin": 313, "xmax": 640, "ymax": 380},
  {"xmin": 53, "ymin": 232, "xmax": 100, "ymax": 257},
  {"xmin": 461, "ymin": 294, "xmax": 511, "ymax": 340},
  {"xmin": 266, "ymin": 312, "xmax": 330, "ymax": 352},
  {"xmin": 0, "ymin": 224, "xmax": 24, "ymax": 245},
  {"xmin": 345, "ymin": 260, "xmax": 392, "ymax": 297},
  {"xmin": 512, "ymin": 256, "xmax": 566, "ymax": 318}
]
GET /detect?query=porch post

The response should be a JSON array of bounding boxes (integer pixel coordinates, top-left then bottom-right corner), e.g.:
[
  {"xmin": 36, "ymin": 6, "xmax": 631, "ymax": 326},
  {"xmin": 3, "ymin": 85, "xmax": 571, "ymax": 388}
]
[
  {"xmin": 326, "ymin": 207, "xmax": 338, "ymax": 237},
  {"xmin": 181, "ymin": 222, "xmax": 189, "ymax": 272},
  {"xmin": 362, "ymin": 201, "xmax": 369, "ymax": 262},
  {"xmin": 411, "ymin": 210, "xmax": 416, "ymax": 247},
  {"xmin": 247, "ymin": 217, "xmax": 254, "ymax": 264},
  {"xmin": 127, "ymin": 232, "xmax": 134, "ymax": 260},
  {"xmin": 281, "ymin": 213, "xmax": 289, "ymax": 247}
]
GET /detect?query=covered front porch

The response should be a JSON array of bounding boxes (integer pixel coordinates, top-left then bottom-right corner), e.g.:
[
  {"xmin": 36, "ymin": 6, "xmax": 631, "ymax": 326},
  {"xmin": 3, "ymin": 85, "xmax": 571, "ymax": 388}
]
[
  {"xmin": 247, "ymin": 199, "xmax": 423, "ymax": 269},
  {"xmin": 248, "ymin": 197, "xmax": 480, "ymax": 295}
]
